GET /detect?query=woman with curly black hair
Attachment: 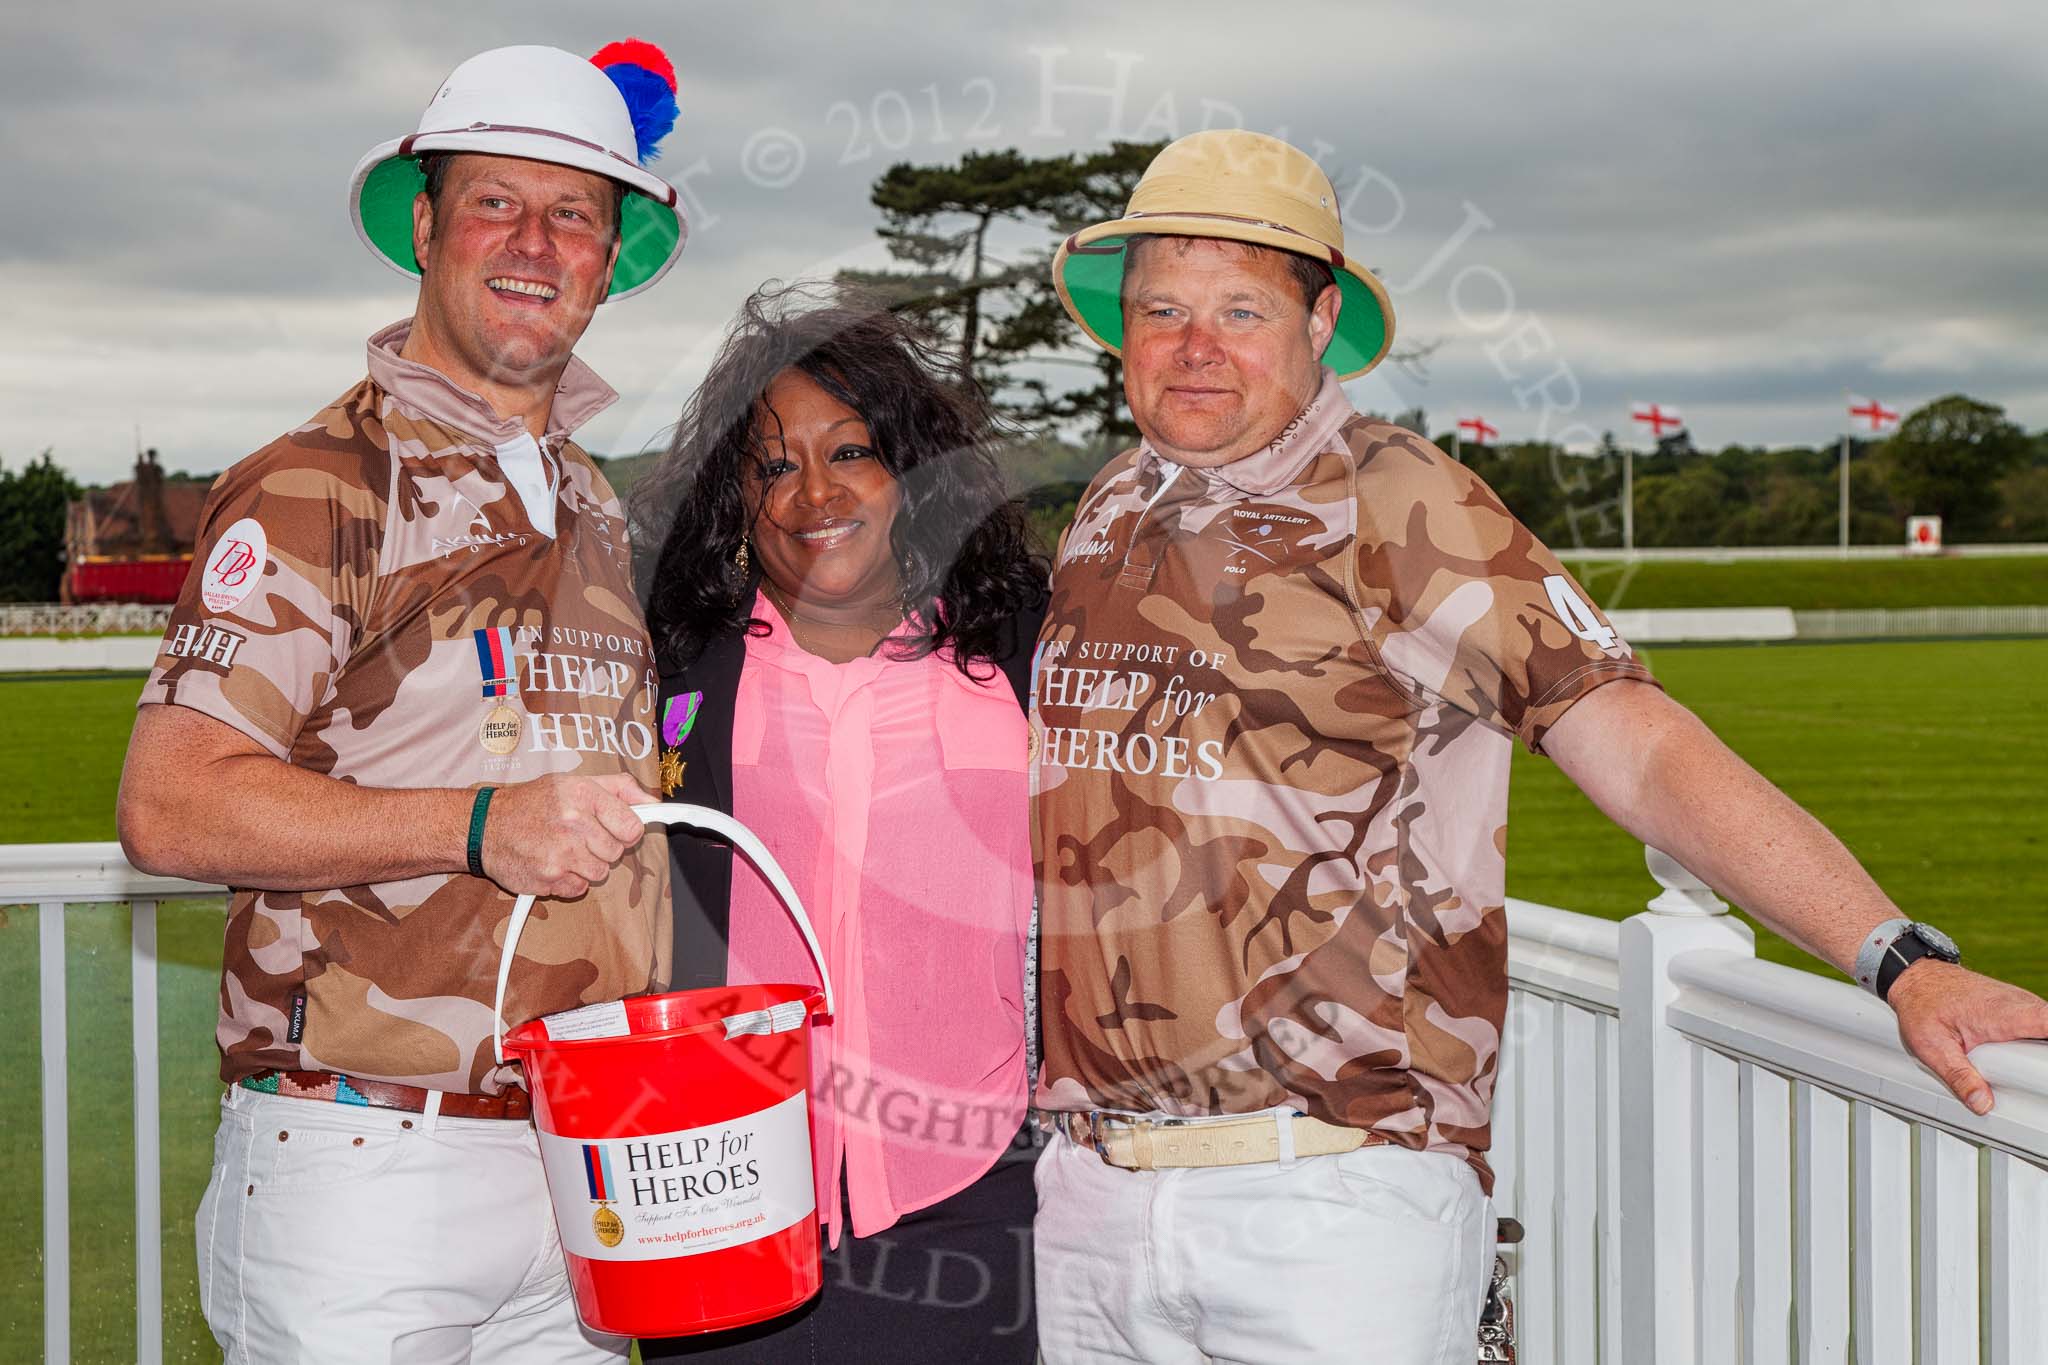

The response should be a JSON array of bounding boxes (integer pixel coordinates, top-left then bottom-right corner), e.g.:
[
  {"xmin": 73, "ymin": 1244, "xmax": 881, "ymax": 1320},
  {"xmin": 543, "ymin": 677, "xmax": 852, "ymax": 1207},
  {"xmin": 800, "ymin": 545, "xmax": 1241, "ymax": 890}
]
[{"xmin": 634, "ymin": 285, "xmax": 1045, "ymax": 1363}]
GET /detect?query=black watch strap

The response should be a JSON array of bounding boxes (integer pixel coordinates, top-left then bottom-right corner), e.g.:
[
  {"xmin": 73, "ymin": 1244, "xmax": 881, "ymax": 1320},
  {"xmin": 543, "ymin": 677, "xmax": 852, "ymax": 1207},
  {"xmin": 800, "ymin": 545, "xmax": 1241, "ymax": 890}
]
[{"xmin": 1876, "ymin": 932, "xmax": 1939, "ymax": 1002}]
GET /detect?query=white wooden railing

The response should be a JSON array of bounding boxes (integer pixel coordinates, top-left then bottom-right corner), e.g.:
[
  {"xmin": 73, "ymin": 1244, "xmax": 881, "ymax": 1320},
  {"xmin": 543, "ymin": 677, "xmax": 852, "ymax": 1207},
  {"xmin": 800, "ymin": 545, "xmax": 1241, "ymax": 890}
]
[
  {"xmin": 9, "ymin": 842, "xmax": 2048, "ymax": 1363},
  {"xmin": 1554, "ymin": 543, "xmax": 2048, "ymax": 562},
  {"xmin": 3, "ymin": 843, "xmax": 220, "ymax": 1365},
  {"xmin": 1497, "ymin": 849, "xmax": 2048, "ymax": 1363}
]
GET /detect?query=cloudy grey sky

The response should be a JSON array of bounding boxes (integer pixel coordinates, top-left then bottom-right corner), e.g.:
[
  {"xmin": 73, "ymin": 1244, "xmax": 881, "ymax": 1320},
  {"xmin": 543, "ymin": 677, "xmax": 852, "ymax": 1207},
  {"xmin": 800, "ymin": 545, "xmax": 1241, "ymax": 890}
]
[{"xmin": 4, "ymin": 0, "xmax": 2044, "ymax": 483}]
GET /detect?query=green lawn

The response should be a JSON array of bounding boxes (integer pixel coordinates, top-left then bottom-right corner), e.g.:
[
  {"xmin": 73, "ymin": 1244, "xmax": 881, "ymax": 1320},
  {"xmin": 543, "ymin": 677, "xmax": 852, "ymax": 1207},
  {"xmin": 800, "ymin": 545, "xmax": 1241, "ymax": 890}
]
[
  {"xmin": 1507, "ymin": 638, "xmax": 2047, "ymax": 989},
  {"xmin": 1, "ymin": 672, "xmax": 146, "ymax": 844},
  {"xmin": 2, "ymin": 638, "xmax": 2045, "ymax": 1359},
  {"xmin": 1027, "ymin": 492, "xmax": 2048, "ymax": 612},
  {"xmin": 1567, "ymin": 552, "xmax": 2048, "ymax": 611}
]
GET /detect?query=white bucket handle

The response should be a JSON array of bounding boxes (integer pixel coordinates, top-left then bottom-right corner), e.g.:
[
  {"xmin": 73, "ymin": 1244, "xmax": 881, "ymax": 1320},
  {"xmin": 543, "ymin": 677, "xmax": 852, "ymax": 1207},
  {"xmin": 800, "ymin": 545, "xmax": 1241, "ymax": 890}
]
[{"xmin": 493, "ymin": 801, "xmax": 835, "ymax": 1065}]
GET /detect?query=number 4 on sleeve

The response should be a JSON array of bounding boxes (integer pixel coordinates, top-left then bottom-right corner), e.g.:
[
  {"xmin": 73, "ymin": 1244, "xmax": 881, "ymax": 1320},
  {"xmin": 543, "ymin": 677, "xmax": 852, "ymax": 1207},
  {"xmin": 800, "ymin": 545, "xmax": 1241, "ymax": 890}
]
[{"xmin": 1542, "ymin": 574, "xmax": 1620, "ymax": 652}]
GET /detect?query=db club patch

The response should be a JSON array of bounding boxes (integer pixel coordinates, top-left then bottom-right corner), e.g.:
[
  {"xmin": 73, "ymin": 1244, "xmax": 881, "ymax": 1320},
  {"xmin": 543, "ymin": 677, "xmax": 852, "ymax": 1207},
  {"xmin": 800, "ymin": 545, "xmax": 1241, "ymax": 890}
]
[{"xmin": 201, "ymin": 518, "xmax": 268, "ymax": 614}]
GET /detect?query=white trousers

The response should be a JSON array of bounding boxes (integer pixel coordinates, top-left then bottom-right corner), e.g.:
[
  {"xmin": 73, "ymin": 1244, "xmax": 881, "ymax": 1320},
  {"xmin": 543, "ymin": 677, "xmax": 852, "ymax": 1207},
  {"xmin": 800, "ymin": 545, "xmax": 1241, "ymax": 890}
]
[
  {"xmin": 1034, "ymin": 1127, "xmax": 1493, "ymax": 1365},
  {"xmin": 195, "ymin": 1086, "xmax": 627, "ymax": 1364}
]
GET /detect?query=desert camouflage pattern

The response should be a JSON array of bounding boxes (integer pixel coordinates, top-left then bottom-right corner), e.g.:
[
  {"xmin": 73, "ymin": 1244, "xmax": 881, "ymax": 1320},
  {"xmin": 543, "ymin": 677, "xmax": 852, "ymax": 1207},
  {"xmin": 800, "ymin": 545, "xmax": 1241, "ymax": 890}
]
[
  {"xmin": 139, "ymin": 322, "xmax": 668, "ymax": 1094},
  {"xmin": 1033, "ymin": 371, "xmax": 1654, "ymax": 1190}
]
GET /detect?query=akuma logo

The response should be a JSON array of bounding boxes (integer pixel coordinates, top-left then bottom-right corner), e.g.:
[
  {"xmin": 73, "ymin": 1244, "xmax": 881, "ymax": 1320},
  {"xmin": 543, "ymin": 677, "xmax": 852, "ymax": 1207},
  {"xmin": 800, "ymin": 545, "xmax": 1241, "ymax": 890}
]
[
  {"xmin": 1064, "ymin": 537, "xmax": 1115, "ymax": 563},
  {"xmin": 433, "ymin": 492, "xmax": 531, "ymax": 557}
]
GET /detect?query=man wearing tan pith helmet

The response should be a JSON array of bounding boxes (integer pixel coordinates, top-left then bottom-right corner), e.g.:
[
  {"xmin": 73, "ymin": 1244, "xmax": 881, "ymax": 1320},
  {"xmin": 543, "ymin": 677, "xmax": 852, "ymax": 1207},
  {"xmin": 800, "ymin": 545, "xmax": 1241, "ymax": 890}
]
[{"xmin": 1027, "ymin": 129, "xmax": 2048, "ymax": 1362}]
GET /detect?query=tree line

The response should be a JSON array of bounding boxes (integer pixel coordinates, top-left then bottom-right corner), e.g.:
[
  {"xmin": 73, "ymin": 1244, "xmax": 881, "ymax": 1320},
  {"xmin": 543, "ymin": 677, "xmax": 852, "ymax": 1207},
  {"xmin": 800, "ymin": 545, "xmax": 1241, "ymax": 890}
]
[
  {"xmin": 999, "ymin": 398, "xmax": 2048, "ymax": 557},
  {"xmin": 1440, "ymin": 394, "xmax": 2047, "ymax": 551}
]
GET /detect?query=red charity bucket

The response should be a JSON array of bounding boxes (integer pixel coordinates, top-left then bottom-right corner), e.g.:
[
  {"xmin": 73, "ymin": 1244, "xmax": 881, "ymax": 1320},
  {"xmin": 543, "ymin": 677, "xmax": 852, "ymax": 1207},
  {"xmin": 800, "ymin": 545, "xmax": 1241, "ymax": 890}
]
[{"xmin": 495, "ymin": 802, "xmax": 836, "ymax": 1339}]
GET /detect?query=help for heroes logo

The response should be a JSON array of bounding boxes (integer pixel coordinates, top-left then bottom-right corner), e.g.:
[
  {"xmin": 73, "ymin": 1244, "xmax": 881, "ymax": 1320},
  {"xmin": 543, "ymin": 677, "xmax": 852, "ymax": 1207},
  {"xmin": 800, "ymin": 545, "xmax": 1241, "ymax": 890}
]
[
  {"xmin": 538, "ymin": 1092, "xmax": 815, "ymax": 1263},
  {"xmin": 514, "ymin": 625, "xmax": 661, "ymax": 760},
  {"xmin": 1034, "ymin": 636, "xmax": 1228, "ymax": 781}
]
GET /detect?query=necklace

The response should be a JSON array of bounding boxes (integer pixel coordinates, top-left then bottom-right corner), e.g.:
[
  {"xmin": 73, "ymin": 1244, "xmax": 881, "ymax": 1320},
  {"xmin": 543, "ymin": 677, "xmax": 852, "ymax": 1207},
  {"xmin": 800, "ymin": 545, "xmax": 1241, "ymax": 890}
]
[{"xmin": 760, "ymin": 580, "xmax": 904, "ymax": 635}]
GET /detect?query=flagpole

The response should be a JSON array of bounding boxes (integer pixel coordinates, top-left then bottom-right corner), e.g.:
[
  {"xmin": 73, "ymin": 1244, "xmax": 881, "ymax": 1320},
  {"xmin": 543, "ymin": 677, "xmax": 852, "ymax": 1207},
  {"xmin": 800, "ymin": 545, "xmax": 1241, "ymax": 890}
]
[
  {"xmin": 1452, "ymin": 428, "xmax": 1462, "ymax": 464},
  {"xmin": 1624, "ymin": 403, "xmax": 1673, "ymax": 559},
  {"xmin": 1838, "ymin": 432, "xmax": 1851, "ymax": 558},
  {"xmin": 1623, "ymin": 445, "xmax": 1635, "ymax": 557}
]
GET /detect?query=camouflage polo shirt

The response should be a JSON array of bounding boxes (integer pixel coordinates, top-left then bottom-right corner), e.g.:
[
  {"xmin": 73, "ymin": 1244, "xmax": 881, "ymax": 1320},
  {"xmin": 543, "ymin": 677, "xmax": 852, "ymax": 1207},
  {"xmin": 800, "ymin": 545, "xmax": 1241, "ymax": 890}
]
[
  {"xmin": 139, "ymin": 320, "xmax": 668, "ymax": 1095},
  {"xmin": 1033, "ymin": 371, "xmax": 1653, "ymax": 1189}
]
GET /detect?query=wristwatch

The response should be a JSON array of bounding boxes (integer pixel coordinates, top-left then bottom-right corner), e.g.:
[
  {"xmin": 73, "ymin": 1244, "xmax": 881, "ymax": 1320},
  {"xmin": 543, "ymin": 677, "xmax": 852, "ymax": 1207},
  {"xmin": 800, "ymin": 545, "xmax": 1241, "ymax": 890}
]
[{"xmin": 1854, "ymin": 919, "xmax": 1962, "ymax": 1002}]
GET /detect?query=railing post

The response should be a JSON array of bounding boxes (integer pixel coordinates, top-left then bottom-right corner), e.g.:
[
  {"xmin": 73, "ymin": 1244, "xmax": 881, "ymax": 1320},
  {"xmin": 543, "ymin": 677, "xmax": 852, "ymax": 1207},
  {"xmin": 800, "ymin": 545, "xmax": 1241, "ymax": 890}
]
[
  {"xmin": 1618, "ymin": 846, "xmax": 1755, "ymax": 1365},
  {"xmin": 132, "ymin": 901, "xmax": 163, "ymax": 1365},
  {"xmin": 40, "ymin": 901, "xmax": 69, "ymax": 1365}
]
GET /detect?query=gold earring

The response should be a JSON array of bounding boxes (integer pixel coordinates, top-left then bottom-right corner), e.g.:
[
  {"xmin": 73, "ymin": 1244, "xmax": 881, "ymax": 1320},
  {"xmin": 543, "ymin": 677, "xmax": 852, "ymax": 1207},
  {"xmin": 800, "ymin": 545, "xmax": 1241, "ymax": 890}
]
[{"xmin": 734, "ymin": 541, "xmax": 750, "ymax": 574}]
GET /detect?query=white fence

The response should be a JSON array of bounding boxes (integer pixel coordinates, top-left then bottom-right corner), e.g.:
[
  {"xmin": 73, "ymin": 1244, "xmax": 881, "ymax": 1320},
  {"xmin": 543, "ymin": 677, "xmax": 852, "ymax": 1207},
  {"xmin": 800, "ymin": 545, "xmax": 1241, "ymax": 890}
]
[
  {"xmin": 1610, "ymin": 607, "xmax": 1801, "ymax": 644},
  {"xmin": 0, "ymin": 635, "xmax": 162, "ymax": 671},
  {"xmin": 9, "ymin": 606, "xmax": 2044, "ymax": 677},
  {"xmin": 8, "ymin": 843, "xmax": 2048, "ymax": 1362},
  {"xmin": 1496, "ymin": 850, "xmax": 2048, "ymax": 1363},
  {"xmin": 1556, "ymin": 544, "xmax": 2048, "ymax": 562},
  {"xmin": 1793, "ymin": 606, "xmax": 2048, "ymax": 640},
  {"xmin": 0, "ymin": 604, "xmax": 171, "ymax": 637}
]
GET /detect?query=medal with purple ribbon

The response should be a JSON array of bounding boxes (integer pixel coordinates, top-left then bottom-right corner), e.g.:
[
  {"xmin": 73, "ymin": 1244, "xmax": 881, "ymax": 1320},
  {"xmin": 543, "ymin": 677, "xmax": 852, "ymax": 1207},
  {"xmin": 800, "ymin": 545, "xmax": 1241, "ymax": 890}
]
[
  {"xmin": 658, "ymin": 691, "xmax": 701, "ymax": 796},
  {"xmin": 662, "ymin": 691, "xmax": 702, "ymax": 747}
]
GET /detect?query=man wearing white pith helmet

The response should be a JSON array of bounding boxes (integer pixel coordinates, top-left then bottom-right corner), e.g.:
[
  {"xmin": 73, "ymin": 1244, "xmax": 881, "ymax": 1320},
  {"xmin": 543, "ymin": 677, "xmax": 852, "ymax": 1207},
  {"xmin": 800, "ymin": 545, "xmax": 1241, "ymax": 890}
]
[
  {"xmin": 1027, "ymin": 130, "xmax": 2048, "ymax": 1362},
  {"xmin": 118, "ymin": 40, "xmax": 687, "ymax": 1362}
]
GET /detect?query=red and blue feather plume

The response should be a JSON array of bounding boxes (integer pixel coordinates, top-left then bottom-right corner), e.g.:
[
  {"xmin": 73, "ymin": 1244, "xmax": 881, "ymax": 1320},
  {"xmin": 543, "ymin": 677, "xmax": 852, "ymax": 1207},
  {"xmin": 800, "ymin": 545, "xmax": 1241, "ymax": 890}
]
[{"xmin": 591, "ymin": 39, "xmax": 678, "ymax": 165}]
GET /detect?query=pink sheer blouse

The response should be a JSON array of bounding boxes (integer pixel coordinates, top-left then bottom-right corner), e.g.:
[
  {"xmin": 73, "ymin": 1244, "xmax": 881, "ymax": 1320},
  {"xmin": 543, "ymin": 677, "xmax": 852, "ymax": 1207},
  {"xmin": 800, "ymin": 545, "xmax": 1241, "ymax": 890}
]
[{"xmin": 726, "ymin": 594, "xmax": 1031, "ymax": 1245}]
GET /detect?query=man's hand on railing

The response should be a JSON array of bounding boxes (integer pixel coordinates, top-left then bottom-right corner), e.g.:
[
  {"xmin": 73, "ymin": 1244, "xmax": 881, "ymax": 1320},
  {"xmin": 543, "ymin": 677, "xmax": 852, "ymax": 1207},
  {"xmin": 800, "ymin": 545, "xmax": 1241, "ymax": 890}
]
[
  {"xmin": 1888, "ymin": 962, "xmax": 2048, "ymax": 1116},
  {"xmin": 1546, "ymin": 682, "xmax": 2048, "ymax": 1123}
]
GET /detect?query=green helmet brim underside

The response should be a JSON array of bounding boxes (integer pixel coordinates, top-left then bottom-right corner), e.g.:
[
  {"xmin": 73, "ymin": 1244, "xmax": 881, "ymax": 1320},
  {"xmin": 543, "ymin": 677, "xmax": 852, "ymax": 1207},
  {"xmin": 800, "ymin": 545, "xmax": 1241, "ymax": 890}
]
[
  {"xmin": 357, "ymin": 155, "xmax": 680, "ymax": 301},
  {"xmin": 1060, "ymin": 234, "xmax": 1390, "ymax": 378}
]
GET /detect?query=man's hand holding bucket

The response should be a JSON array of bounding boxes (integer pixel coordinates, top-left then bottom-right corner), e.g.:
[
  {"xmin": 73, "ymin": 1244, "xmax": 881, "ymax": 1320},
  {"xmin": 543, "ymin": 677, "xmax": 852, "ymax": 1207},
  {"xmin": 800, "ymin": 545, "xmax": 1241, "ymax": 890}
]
[
  {"xmin": 119, "ymin": 37, "xmax": 689, "ymax": 1363},
  {"xmin": 481, "ymin": 772, "xmax": 657, "ymax": 900}
]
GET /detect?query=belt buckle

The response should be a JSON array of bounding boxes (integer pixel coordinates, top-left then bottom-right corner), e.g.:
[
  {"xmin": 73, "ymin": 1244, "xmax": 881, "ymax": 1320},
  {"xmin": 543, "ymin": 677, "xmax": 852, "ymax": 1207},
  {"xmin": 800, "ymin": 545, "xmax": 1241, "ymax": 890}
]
[
  {"xmin": 1084, "ymin": 1111, "xmax": 1176, "ymax": 1168},
  {"xmin": 1083, "ymin": 1110, "xmax": 1149, "ymax": 1159}
]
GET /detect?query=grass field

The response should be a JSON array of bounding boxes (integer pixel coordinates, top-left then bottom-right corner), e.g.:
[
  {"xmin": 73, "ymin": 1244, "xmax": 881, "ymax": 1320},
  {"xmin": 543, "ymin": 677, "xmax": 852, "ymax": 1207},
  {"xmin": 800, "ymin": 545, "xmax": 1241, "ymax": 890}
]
[
  {"xmin": 3, "ymin": 636, "xmax": 2045, "ymax": 1360},
  {"xmin": 1503, "ymin": 639, "xmax": 2048, "ymax": 987},
  {"xmin": 1022, "ymin": 495, "xmax": 2048, "ymax": 612},
  {"xmin": 1568, "ymin": 553, "xmax": 2048, "ymax": 611}
]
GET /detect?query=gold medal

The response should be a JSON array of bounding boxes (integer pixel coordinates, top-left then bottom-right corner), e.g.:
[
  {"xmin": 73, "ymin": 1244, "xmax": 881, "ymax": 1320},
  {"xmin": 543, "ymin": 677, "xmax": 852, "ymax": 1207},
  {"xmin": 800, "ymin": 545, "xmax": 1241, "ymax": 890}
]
[
  {"xmin": 479, "ymin": 702, "xmax": 522, "ymax": 755},
  {"xmin": 659, "ymin": 748, "xmax": 686, "ymax": 797},
  {"xmin": 592, "ymin": 1205, "xmax": 624, "ymax": 1248}
]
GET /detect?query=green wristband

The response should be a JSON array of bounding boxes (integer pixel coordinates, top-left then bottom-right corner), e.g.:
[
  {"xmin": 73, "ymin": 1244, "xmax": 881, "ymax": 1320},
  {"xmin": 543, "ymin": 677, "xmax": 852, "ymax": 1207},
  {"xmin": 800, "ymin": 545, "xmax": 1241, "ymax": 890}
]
[{"xmin": 467, "ymin": 786, "xmax": 497, "ymax": 879}]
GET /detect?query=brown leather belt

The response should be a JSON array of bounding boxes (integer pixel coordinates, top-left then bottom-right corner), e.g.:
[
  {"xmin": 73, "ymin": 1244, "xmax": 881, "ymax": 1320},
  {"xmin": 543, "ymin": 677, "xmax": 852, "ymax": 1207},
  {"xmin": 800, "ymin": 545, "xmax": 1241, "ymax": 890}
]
[
  {"xmin": 1049, "ymin": 1109, "xmax": 1385, "ymax": 1170},
  {"xmin": 240, "ymin": 1069, "xmax": 532, "ymax": 1122}
]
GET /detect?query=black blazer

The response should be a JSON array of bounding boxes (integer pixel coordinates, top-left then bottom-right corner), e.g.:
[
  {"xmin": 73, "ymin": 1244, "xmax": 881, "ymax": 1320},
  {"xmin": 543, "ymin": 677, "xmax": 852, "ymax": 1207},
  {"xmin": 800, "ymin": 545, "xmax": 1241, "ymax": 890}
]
[{"xmin": 655, "ymin": 600, "xmax": 1045, "ymax": 991}]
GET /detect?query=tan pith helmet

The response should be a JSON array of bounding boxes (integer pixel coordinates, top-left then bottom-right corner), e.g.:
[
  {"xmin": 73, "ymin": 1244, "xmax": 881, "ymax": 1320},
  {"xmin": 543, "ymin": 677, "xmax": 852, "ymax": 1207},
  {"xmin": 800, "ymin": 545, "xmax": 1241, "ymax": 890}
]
[{"xmin": 1051, "ymin": 130, "xmax": 1395, "ymax": 379}]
